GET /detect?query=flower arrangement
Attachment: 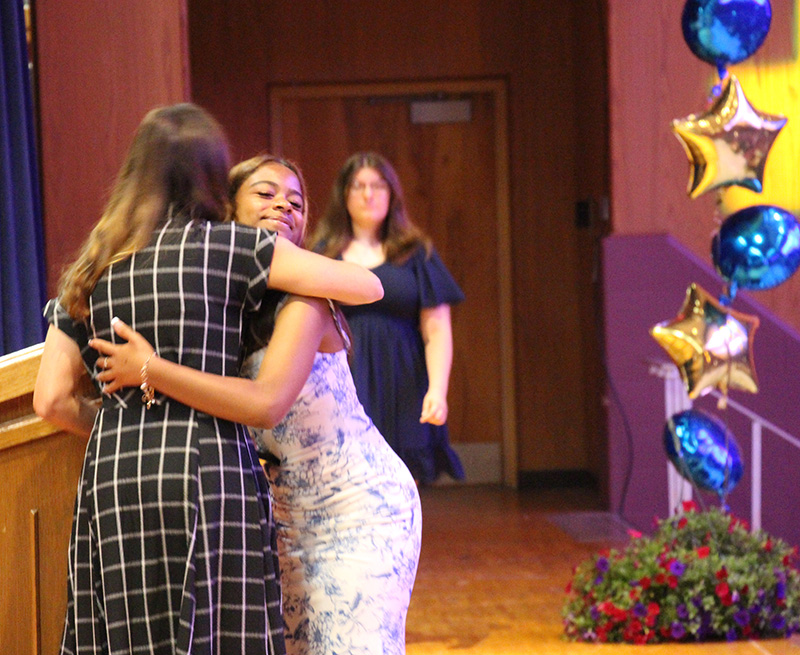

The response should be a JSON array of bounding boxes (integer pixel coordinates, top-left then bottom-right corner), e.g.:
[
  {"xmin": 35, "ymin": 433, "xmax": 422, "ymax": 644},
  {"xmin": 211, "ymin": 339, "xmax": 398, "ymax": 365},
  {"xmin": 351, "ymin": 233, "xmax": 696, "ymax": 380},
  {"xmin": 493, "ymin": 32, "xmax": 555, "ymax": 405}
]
[{"xmin": 562, "ymin": 502, "xmax": 800, "ymax": 644}]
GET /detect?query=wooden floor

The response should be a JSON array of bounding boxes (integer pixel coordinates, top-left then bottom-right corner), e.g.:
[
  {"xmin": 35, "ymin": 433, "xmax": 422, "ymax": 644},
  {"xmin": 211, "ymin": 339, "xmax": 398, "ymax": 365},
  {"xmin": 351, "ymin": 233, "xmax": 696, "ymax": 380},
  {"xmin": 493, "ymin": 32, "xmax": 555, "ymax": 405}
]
[{"xmin": 406, "ymin": 485, "xmax": 800, "ymax": 655}]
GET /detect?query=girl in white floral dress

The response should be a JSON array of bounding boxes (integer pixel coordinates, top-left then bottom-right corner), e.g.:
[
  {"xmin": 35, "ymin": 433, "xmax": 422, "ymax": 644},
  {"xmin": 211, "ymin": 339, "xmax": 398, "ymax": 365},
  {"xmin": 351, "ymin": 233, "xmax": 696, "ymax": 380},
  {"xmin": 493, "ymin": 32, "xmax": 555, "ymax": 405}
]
[{"xmin": 92, "ymin": 155, "xmax": 422, "ymax": 655}]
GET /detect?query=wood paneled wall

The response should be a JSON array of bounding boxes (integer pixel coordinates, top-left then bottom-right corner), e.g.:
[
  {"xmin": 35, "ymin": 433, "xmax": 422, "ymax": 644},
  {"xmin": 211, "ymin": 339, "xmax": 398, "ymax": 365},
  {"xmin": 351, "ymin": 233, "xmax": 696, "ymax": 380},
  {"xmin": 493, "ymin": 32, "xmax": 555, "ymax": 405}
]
[
  {"xmin": 608, "ymin": 0, "xmax": 800, "ymax": 333},
  {"xmin": 187, "ymin": 0, "xmax": 610, "ymax": 479},
  {"xmin": 33, "ymin": 0, "xmax": 190, "ymax": 296}
]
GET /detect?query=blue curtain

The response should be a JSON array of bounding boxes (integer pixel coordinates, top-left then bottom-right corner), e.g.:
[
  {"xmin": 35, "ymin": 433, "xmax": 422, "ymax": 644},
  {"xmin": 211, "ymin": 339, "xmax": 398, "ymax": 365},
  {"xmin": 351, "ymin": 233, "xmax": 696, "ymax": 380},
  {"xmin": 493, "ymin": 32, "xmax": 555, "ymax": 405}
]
[{"xmin": 0, "ymin": 0, "xmax": 46, "ymax": 356}]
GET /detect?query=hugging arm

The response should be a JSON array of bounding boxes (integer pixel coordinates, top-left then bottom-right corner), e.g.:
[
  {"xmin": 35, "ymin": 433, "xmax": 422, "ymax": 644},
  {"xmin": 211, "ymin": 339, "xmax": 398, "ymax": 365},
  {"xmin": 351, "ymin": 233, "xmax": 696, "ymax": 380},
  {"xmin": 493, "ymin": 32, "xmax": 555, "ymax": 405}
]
[
  {"xmin": 33, "ymin": 325, "xmax": 98, "ymax": 437},
  {"xmin": 92, "ymin": 298, "xmax": 328, "ymax": 429},
  {"xmin": 269, "ymin": 236, "xmax": 383, "ymax": 305}
]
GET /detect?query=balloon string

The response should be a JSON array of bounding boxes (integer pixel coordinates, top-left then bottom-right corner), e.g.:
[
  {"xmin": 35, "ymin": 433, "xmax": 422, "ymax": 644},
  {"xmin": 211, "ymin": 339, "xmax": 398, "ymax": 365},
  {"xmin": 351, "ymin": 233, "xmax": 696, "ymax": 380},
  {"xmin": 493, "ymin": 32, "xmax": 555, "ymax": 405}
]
[{"xmin": 708, "ymin": 65, "xmax": 728, "ymax": 106}]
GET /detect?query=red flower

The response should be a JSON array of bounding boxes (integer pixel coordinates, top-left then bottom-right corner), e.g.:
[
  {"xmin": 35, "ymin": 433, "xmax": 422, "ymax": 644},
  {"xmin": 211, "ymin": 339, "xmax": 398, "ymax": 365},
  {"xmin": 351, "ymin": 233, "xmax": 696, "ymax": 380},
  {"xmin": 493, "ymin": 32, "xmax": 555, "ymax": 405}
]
[
  {"xmin": 627, "ymin": 528, "xmax": 643, "ymax": 539},
  {"xmin": 678, "ymin": 517, "xmax": 688, "ymax": 529},
  {"xmin": 715, "ymin": 567, "xmax": 728, "ymax": 580},
  {"xmin": 655, "ymin": 573, "xmax": 667, "ymax": 585},
  {"xmin": 697, "ymin": 546, "xmax": 711, "ymax": 559},
  {"xmin": 716, "ymin": 581, "xmax": 733, "ymax": 606},
  {"xmin": 765, "ymin": 539, "xmax": 773, "ymax": 552},
  {"xmin": 667, "ymin": 575, "xmax": 678, "ymax": 588},
  {"xmin": 728, "ymin": 516, "xmax": 750, "ymax": 532},
  {"xmin": 647, "ymin": 602, "xmax": 660, "ymax": 616},
  {"xmin": 611, "ymin": 606, "xmax": 627, "ymax": 622},
  {"xmin": 682, "ymin": 500, "xmax": 699, "ymax": 512},
  {"xmin": 640, "ymin": 576, "xmax": 651, "ymax": 590}
]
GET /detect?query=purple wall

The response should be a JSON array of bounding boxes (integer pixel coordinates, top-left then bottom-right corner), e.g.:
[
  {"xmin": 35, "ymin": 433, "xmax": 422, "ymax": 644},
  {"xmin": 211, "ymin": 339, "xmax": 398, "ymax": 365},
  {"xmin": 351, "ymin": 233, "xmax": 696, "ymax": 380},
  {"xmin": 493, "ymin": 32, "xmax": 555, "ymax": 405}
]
[{"xmin": 603, "ymin": 234, "xmax": 800, "ymax": 548}]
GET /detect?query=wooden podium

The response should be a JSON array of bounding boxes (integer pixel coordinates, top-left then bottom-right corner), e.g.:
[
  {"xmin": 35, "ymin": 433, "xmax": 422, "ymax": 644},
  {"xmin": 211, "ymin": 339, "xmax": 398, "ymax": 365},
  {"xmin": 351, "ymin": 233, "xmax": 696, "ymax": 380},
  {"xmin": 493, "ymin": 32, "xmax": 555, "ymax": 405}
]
[{"xmin": 0, "ymin": 344, "xmax": 89, "ymax": 655}]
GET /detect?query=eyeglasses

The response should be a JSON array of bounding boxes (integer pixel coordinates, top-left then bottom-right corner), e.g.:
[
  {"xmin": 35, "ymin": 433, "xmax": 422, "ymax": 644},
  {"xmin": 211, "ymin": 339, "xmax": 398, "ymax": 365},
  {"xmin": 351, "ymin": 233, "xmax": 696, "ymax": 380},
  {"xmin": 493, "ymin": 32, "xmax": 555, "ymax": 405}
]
[{"xmin": 348, "ymin": 180, "xmax": 389, "ymax": 194}]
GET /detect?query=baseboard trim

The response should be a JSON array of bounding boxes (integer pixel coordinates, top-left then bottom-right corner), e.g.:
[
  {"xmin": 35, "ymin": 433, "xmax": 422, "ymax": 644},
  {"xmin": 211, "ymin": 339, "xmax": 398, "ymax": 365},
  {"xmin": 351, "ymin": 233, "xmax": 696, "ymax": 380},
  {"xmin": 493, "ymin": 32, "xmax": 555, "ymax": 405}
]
[{"xmin": 433, "ymin": 442, "xmax": 503, "ymax": 485}]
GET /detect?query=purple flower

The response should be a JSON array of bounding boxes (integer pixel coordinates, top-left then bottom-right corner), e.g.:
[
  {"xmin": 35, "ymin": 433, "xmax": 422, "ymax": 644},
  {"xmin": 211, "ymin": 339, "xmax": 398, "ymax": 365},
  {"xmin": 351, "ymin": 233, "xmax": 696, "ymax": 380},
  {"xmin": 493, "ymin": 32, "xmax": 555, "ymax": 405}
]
[
  {"xmin": 593, "ymin": 575, "xmax": 604, "ymax": 585},
  {"xmin": 734, "ymin": 610, "xmax": 750, "ymax": 627},
  {"xmin": 726, "ymin": 629, "xmax": 738, "ymax": 641},
  {"xmin": 777, "ymin": 581, "xmax": 786, "ymax": 600},
  {"xmin": 676, "ymin": 603, "xmax": 689, "ymax": 620},
  {"xmin": 633, "ymin": 602, "xmax": 647, "ymax": 618},
  {"xmin": 669, "ymin": 560, "xmax": 686, "ymax": 576},
  {"xmin": 590, "ymin": 605, "xmax": 601, "ymax": 621},
  {"xmin": 692, "ymin": 595, "xmax": 704, "ymax": 608},
  {"xmin": 596, "ymin": 557, "xmax": 610, "ymax": 572},
  {"xmin": 670, "ymin": 622, "xmax": 686, "ymax": 639},
  {"xmin": 771, "ymin": 615, "xmax": 786, "ymax": 631}
]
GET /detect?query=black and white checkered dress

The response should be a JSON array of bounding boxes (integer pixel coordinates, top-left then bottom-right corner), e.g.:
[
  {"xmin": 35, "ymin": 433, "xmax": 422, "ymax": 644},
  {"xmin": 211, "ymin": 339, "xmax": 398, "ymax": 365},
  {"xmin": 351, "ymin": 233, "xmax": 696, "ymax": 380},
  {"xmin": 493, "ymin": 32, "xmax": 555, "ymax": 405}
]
[{"xmin": 46, "ymin": 217, "xmax": 286, "ymax": 655}]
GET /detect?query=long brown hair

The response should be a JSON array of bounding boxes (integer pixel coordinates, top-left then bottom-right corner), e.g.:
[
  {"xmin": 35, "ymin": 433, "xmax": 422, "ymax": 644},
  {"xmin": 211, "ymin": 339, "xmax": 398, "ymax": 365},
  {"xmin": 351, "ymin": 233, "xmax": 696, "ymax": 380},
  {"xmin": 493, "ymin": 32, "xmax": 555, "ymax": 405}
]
[
  {"xmin": 309, "ymin": 152, "xmax": 431, "ymax": 263},
  {"xmin": 58, "ymin": 103, "xmax": 231, "ymax": 320}
]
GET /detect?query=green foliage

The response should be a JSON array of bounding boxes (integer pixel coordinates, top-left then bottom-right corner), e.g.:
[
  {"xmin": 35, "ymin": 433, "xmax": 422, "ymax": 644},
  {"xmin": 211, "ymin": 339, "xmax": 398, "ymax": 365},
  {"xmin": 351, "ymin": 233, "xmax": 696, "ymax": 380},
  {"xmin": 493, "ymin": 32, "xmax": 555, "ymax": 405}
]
[{"xmin": 562, "ymin": 503, "xmax": 800, "ymax": 643}]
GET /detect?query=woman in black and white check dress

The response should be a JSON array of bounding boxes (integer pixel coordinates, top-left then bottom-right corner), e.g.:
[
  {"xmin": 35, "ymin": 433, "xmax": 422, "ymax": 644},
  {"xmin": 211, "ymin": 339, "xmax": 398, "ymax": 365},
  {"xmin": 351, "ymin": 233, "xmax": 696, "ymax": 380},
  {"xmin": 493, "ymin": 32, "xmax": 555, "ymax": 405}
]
[{"xmin": 33, "ymin": 104, "xmax": 382, "ymax": 655}]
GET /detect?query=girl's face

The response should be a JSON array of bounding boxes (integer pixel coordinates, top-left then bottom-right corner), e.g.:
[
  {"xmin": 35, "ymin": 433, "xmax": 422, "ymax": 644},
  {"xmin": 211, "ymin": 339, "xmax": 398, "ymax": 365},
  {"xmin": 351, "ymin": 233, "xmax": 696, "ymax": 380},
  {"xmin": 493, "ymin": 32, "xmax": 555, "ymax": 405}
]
[
  {"xmin": 345, "ymin": 166, "xmax": 390, "ymax": 234},
  {"xmin": 235, "ymin": 162, "xmax": 306, "ymax": 245}
]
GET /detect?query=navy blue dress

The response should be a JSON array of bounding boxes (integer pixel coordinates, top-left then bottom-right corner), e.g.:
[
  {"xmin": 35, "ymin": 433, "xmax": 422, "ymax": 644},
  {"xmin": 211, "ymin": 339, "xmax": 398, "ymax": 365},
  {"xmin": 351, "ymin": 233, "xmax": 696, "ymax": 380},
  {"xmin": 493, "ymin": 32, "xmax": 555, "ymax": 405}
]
[{"xmin": 341, "ymin": 245, "xmax": 465, "ymax": 484}]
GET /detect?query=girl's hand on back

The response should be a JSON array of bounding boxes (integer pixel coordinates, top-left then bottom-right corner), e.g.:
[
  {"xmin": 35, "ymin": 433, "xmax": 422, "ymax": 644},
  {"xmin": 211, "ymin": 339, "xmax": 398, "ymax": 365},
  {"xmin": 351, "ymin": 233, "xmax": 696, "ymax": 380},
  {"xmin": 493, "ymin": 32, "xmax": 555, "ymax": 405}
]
[{"xmin": 90, "ymin": 318, "xmax": 156, "ymax": 394}]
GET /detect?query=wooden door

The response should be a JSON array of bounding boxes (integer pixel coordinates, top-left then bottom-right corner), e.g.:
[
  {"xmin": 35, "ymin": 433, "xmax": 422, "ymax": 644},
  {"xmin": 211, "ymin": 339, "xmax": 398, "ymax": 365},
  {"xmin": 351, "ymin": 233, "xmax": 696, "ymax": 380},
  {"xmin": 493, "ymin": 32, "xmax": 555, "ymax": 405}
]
[{"xmin": 269, "ymin": 80, "xmax": 515, "ymax": 484}]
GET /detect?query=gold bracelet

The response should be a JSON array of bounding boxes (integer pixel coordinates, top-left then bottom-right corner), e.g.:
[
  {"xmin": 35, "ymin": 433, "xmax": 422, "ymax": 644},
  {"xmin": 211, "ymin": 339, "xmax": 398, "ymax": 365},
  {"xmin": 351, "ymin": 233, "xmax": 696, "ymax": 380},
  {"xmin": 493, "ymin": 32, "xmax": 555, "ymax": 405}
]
[{"xmin": 140, "ymin": 352, "xmax": 158, "ymax": 409}]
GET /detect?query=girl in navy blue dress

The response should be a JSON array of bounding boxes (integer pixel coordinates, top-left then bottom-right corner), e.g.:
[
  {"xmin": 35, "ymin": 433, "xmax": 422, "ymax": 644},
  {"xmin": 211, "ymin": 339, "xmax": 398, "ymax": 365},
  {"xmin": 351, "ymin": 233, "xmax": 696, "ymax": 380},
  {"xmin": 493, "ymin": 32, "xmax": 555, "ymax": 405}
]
[{"xmin": 309, "ymin": 152, "xmax": 465, "ymax": 484}]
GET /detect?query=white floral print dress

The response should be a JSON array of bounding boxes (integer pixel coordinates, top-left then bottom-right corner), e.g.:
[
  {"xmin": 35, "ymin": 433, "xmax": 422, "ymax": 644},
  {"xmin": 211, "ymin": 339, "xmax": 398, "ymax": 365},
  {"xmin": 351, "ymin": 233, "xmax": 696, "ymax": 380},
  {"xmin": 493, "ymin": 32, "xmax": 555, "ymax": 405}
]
[{"xmin": 241, "ymin": 305, "xmax": 422, "ymax": 655}]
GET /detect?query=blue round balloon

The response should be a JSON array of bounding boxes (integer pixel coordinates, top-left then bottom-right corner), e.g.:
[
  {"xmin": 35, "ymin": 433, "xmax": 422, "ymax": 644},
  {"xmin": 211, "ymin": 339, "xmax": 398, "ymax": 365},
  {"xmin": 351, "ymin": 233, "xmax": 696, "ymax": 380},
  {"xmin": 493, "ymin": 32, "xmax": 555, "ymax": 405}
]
[
  {"xmin": 712, "ymin": 205, "xmax": 800, "ymax": 297},
  {"xmin": 681, "ymin": 0, "xmax": 772, "ymax": 67},
  {"xmin": 664, "ymin": 409, "xmax": 743, "ymax": 495}
]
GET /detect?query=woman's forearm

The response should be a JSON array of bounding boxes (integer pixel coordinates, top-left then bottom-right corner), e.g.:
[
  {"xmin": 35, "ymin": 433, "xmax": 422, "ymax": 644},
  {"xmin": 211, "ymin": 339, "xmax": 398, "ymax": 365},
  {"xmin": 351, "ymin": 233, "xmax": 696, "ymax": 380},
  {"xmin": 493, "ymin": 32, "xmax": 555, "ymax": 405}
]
[
  {"xmin": 34, "ymin": 326, "xmax": 98, "ymax": 437},
  {"xmin": 419, "ymin": 305, "xmax": 454, "ymax": 425},
  {"xmin": 420, "ymin": 304, "xmax": 454, "ymax": 396},
  {"xmin": 269, "ymin": 237, "xmax": 383, "ymax": 304},
  {"xmin": 142, "ymin": 356, "xmax": 291, "ymax": 428}
]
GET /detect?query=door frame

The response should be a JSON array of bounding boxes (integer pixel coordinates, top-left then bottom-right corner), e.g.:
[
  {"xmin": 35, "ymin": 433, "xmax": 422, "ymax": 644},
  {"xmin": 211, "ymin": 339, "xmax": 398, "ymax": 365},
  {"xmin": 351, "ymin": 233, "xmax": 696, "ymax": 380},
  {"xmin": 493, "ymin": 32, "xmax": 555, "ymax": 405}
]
[{"xmin": 269, "ymin": 78, "xmax": 517, "ymax": 487}]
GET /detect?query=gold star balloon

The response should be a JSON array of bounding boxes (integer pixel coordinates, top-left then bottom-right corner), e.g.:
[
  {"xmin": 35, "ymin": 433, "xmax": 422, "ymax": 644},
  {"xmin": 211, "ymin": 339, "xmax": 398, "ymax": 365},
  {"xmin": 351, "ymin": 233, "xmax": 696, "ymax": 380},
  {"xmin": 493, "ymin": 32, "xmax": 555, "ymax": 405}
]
[
  {"xmin": 650, "ymin": 283, "xmax": 759, "ymax": 399},
  {"xmin": 671, "ymin": 74, "xmax": 787, "ymax": 199}
]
